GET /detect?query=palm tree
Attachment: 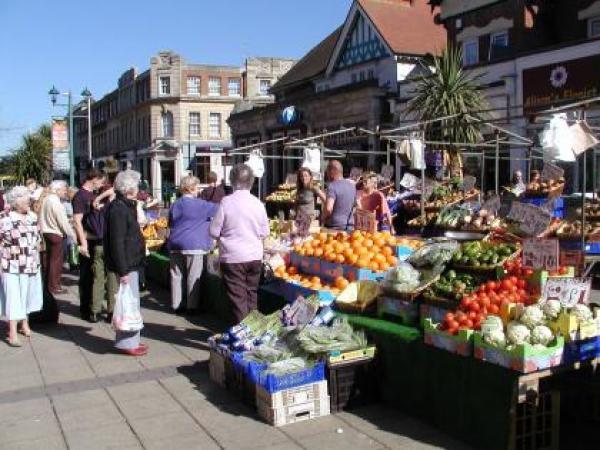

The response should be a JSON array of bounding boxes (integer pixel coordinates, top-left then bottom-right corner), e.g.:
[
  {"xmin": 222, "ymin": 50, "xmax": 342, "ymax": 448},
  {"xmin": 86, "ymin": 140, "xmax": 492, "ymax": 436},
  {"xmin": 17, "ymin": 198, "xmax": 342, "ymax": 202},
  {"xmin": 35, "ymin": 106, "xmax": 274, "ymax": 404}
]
[
  {"xmin": 11, "ymin": 124, "xmax": 53, "ymax": 184},
  {"xmin": 406, "ymin": 46, "xmax": 487, "ymax": 178}
]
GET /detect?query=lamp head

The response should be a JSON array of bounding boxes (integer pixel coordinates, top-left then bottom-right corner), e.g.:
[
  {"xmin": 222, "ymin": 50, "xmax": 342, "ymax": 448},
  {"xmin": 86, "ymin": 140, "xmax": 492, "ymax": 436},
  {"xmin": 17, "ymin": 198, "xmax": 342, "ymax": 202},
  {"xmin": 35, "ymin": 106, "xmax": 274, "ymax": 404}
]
[
  {"xmin": 48, "ymin": 85, "xmax": 59, "ymax": 105},
  {"xmin": 81, "ymin": 87, "xmax": 92, "ymax": 98}
]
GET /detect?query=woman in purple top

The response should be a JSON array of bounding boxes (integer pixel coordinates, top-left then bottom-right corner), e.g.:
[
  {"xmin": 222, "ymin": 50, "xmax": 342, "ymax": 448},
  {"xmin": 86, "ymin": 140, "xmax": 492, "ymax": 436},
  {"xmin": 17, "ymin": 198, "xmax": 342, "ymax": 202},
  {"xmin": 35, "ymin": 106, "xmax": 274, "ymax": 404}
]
[{"xmin": 167, "ymin": 176, "xmax": 217, "ymax": 313}]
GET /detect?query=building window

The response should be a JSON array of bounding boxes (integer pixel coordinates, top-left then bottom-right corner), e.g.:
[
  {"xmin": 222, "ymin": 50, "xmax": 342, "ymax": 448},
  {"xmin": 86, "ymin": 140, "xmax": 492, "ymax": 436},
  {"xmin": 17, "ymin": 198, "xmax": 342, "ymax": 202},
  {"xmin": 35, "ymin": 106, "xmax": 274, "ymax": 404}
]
[
  {"xmin": 196, "ymin": 156, "xmax": 211, "ymax": 184},
  {"xmin": 489, "ymin": 31, "xmax": 509, "ymax": 60},
  {"xmin": 208, "ymin": 77, "xmax": 221, "ymax": 96},
  {"xmin": 189, "ymin": 112, "xmax": 200, "ymax": 135},
  {"xmin": 462, "ymin": 39, "xmax": 479, "ymax": 66},
  {"xmin": 187, "ymin": 76, "xmax": 200, "ymax": 95},
  {"xmin": 367, "ymin": 69, "xmax": 374, "ymax": 80},
  {"xmin": 161, "ymin": 111, "xmax": 173, "ymax": 137},
  {"xmin": 159, "ymin": 76, "xmax": 170, "ymax": 95},
  {"xmin": 589, "ymin": 17, "xmax": 600, "ymax": 37},
  {"xmin": 228, "ymin": 78, "xmax": 241, "ymax": 96},
  {"xmin": 209, "ymin": 113, "xmax": 221, "ymax": 138},
  {"xmin": 258, "ymin": 79, "xmax": 271, "ymax": 96},
  {"xmin": 351, "ymin": 73, "xmax": 357, "ymax": 83}
]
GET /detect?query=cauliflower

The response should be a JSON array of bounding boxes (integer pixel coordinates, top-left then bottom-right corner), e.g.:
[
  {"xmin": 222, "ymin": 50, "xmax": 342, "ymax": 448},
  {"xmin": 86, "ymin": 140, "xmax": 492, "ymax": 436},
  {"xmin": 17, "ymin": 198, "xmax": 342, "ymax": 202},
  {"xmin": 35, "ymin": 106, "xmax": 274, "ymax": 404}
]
[
  {"xmin": 519, "ymin": 305, "xmax": 545, "ymax": 329},
  {"xmin": 531, "ymin": 325, "xmax": 554, "ymax": 346},
  {"xmin": 483, "ymin": 328, "xmax": 506, "ymax": 348},
  {"xmin": 542, "ymin": 300, "xmax": 562, "ymax": 320},
  {"xmin": 507, "ymin": 322, "xmax": 531, "ymax": 346},
  {"xmin": 571, "ymin": 304, "xmax": 593, "ymax": 323},
  {"xmin": 483, "ymin": 315, "xmax": 504, "ymax": 331}
]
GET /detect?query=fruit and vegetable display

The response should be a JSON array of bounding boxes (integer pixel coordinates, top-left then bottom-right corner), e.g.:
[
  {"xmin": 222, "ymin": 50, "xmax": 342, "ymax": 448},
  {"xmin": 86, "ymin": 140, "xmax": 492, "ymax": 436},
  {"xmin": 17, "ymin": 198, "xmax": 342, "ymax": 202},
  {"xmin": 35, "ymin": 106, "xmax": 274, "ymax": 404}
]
[
  {"xmin": 292, "ymin": 230, "xmax": 400, "ymax": 272},
  {"xmin": 407, "ymin": 213, "xmax": 438, "ymax": 227},
  {"xmin": 579, "ymin": 199, "xmax": 600, "ymax": 220},
  {"xmin": 408, "ymin": 240, "xmax": 459, "ymax": 269},
  {"xmin": 142, "ymin": 216, "xmax": 168, "ymax": 248},
  {"xmin": 436, "ymin": 206, "xmax": 504, "ymax": 231},
  {"xmin": 556, "ymin": 220, "xmax": 600, "ymax": 240},
  {"xmin": 266, "ymin": 188, "xmax": 296, "ymax": 203},
  {"xmin": 525, "ymin": 176, "xmax": 565, "ymax": 196},
  {"xmin": 274, "ymin": 265, "xmax": 349, "ymax": 296},
  {"xmin": 402, "ymin": 185, "xmax": 477, "ymax": 212},
  {"xmin": 451, "ymin": 241, "xmax": 519, "ymax": 269},
  {"xmin": 425, "ymin": 270, "xmax": 477, "ymax": 302}
]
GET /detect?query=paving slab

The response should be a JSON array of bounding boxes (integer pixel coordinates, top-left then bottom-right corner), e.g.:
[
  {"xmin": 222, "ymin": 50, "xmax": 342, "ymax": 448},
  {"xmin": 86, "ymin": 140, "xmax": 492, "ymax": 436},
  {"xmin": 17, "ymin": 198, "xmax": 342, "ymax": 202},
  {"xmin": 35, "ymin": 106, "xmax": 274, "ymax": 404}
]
[
  {"xmin": 64, "ymin": 421, "xmax": 142, "ymax": 450},
  {"xmin": 1, "ymin": 435, "xmax": 68, "ymax": 450}
]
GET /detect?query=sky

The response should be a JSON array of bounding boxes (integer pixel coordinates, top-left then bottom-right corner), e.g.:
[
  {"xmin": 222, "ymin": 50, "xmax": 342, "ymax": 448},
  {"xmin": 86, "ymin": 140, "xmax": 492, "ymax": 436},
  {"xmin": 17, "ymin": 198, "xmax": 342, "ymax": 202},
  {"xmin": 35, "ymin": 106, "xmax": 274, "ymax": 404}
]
[{"xmin": 0, "ymin": 0, "xmax": 350, "ymax": 156}]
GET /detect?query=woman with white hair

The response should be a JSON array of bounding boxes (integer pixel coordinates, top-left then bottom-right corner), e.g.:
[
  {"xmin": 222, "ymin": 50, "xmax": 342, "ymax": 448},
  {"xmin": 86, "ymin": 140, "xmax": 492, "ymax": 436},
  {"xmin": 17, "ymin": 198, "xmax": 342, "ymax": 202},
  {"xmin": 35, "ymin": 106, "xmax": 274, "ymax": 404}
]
[
  {"xmin": 103, "ymin": 170, "xmax": 147, "ymax": 356},
  {"xmin": 39, "ymin": 180, "xmax": 76, "ymax": 294},
  {"xmin": 0, "ymin": 186, "xmax": 43, "ymax": 346},
  {"xmin": 167, "ymin": 175, "xmax": 218, "ymax": 313}
]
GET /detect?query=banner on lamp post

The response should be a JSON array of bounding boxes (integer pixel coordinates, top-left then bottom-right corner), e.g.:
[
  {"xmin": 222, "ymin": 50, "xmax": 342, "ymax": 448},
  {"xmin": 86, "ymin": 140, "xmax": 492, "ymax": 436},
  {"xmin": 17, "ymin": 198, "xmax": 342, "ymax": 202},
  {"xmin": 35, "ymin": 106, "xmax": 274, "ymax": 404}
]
[{"xmin": 52, "ymin": 118, "xmax": 71, "ymax": 173}]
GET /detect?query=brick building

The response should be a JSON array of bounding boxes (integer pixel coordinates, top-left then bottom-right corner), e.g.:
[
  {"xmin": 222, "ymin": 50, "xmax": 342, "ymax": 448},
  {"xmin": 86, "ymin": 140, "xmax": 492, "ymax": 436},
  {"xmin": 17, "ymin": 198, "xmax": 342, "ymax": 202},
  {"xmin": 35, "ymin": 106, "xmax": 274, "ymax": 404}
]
[
  {"xmin": 73, "ymin": 51, "xmax": 295, "ymax": 198},
  {"xmin": 421, "ymin": 0, "xmax": 600, "ymax": 190},
  {"xmin": 228, "ymin": 0, "xmax": 445, "ymax": 194}
]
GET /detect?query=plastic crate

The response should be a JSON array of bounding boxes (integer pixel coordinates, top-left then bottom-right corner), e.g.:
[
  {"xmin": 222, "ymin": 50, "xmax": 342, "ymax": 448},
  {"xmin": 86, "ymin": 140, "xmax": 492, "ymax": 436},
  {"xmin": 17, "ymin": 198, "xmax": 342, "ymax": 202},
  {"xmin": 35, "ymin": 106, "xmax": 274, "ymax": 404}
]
[
  {"xmin": 511, "ymin": 390, "xmax": 560, "ymax": 450},
  {"xmin": 256, "ymin": 362, "xmax": 326, "ymax": 394},
  {"xmin": 209, "ymin": 350, "xmax": 226, "ymax": 387},
  {"xmin": 561, "ymin": 336, "xmax": 600, "ymax": 364},
  {"xmin": 559, "ymin": 239, "xmax": 600, "ymax": 255},
  {"xmin": 256, "ymin": 380, "xmax": 328, "ymax": 409},
  {"xmin": 377, "ymin": 296, "xmax": 419, "ymax": 326},
  {"xmin": 257, "ymin": 396, "xmax": 330, "ymax": 427},
  {"xmin": 521, "ymin": 196, "xmax": 564, "ymax": 219},
  {"xmin": 327, "ymin": 358, "xmax": 375, "ymax": 412}
]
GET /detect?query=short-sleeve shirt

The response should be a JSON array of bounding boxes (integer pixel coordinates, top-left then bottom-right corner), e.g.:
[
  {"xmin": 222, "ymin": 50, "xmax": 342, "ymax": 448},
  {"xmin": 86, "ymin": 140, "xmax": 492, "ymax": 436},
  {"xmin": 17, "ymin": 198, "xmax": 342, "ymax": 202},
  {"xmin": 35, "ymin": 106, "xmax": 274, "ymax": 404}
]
[
  {"xmin": 72, "ymin": 188, "xmax": 101, "ymax": 240},
  {"xmin": 325, "ymin": 179, "xmax": 356, "ymax": 230},
  {"xmin": 295, "ymin": 188, "xmax": 316, "ymax": 217},
  {"xmin": 360, "ymin": 191, "xmax": 390, "ymax": 222}
]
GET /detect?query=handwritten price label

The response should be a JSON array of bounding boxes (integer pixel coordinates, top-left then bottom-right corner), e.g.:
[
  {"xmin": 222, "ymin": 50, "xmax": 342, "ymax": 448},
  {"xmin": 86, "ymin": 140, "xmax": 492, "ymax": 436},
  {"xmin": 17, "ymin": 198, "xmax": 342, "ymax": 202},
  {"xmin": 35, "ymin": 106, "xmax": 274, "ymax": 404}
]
[
  {"xmin": 541, "ymin": 163, "xmax": 564, "ymax": 181},
  {"xmin": 508, "ymin": 202, "xmax": 552, "ymax": 237},
  {"xmin": 354, "ymin": 209, "xmax": 377, "ymax": 233},
  {"xmin": 541, "ymin": 277, "xmax": 591, "ymax": 307},
  {"xmin": 522, "ymin": 238, "xmax": 559, "ymax": 271}
]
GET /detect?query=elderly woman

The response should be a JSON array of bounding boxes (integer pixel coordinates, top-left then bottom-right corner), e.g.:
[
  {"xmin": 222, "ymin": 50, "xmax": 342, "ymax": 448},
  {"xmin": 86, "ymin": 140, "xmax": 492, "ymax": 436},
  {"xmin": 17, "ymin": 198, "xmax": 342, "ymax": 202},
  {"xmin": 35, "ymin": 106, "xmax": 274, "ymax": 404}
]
[
  {"xmin": 0, "ymin": 186, "xmax": 43, "ymax": 346},
  {"xmin": 210, "ymin": 164, "xmax": 269, "ymax": 323},
  {"xmin": 39, "ymin": 180, "xmax": 76, "ymax": 294},
  {"xmin": 168, "ymin": 176, "xmax": 218, "ymax": 313},
  {"xmin": 103, "ymin": 170, "xmax": 147, "ymax": 356}
]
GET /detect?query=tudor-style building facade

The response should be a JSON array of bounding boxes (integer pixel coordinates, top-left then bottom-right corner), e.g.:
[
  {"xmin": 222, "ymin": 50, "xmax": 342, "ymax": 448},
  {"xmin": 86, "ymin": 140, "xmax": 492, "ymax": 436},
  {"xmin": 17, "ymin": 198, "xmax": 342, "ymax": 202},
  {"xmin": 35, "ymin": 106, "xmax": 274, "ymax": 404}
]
[{"xmin": 228, "ymin": 0, "xmax": 445, "ymax": 194}]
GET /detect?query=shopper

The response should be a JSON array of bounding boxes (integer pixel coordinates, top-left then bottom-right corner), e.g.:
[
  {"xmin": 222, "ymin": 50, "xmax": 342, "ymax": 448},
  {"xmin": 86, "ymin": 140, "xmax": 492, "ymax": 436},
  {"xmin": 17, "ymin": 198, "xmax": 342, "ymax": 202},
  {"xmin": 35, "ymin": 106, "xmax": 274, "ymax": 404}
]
[
  {"xmin": 39, "ymin": 180, "xmax": 76, "ymax": 294},
  {"xmin": 295, "ymin": 167, "xmax": 325, "ymax": 219},
  {"xmin": 199, "ymin": 171, "xmax": 226, "ymax": 203},
  {"xmin": 103, "ymin": 170, "xmax": 147, "ymax": 356},
  {"xmin": 210, "ymin": 164, "xmax": 269, "ymax": 323},
  {"xmin": 72, "ymin": 168, "xmax": 105, "ymax": 322},
  {"xmin": 322, "ymin": 160, "xmax": 356, "ymax": 231},
  {"xmin": 358, "ymin": 173, "xmax": 395, "ymax": 233},
  {"xmin": 0, "ymin": 186, "xmax": 43, "ymax": 347},
  {"xmin": 168, "ymin": 176, "xmax": 217, "ymax": 313}
]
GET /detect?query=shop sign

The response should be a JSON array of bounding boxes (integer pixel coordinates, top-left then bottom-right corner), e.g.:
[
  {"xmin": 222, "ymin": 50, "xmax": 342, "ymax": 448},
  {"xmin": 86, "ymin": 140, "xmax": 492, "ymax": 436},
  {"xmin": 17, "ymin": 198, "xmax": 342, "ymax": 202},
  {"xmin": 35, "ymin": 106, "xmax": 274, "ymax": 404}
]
[
  {"xmin": 523, "ymin": 54, "xmax": 600, "ymax": 114},
  {"xmin": 522, "ymin": 238, "xmax": 559, "ymax": 271},
  {"xmin": 541, "ymin": 163, "xmax": 564, "ymax": 181},
  {"xmin": 280, "ymin": 106, "xmax": 299, "ymax": 126},
  {"xmin": 541, "ymin": 277, "xmax": 591, "ymax": 307},
  {"xmin": 354, "ymin": 209, "xmax": 377, "ymax": 233}
]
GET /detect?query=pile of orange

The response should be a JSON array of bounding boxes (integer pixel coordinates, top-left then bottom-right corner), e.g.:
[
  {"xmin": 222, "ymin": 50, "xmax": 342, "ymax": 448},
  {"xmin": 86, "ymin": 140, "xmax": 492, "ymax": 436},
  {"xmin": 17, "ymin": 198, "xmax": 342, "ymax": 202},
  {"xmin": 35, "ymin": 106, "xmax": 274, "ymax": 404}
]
[
  {"xmin": 273, "ymin": 265, "xmax": 345, "ymax": 296},
  {"xmin": 292, "ymin": 230, "xmax": 399, "ymax": 272}
]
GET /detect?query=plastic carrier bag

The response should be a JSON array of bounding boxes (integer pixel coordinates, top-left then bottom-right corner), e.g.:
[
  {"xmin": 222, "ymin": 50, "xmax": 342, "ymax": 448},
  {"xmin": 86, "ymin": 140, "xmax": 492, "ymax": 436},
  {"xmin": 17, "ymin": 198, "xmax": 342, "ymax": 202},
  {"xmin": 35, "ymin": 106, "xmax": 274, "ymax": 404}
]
[{"xmin": 112, "ymin": 283, "xmax": 144, "ymax": 332}]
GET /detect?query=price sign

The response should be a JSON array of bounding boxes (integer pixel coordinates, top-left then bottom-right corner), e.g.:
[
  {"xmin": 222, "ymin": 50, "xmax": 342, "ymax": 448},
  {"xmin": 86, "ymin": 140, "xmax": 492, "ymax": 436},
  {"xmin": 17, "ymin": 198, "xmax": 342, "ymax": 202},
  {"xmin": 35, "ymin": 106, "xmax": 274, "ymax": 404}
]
[
  {"xmin": 482, "ymin": 195, "xmax": 502, "ymax": 214},
  {"xmin": 541, "ymin": 162, "xmax": 564, "ymax": 181},
  {"xmin": 294, "ymin": 211, "xmax": 312, "ymax": 237},
  {"xmin": 522, "ymin": 238, "xmax": 559, "ymax": 271},
  {"xmin": 461, "ymin": 175, "xmax": 477, "ymax": 193},
  {"xmin": 508, "ymin": 202, "xmax": 552, "ymax": 237},
  {"xmin": 354, "ymin": 209, "xmax": 377, "ymax": 233},
  {"xmin": 349, "ymin": 167, "xmax": 363, "ymax": 180},
  {"xmin": 541, "ymin": 277, "xmax": 591, "ymax": 307},
  {"xmin": 400, "ymin": 173, "xmax": 420, "ymax": 190},
  {"xmin": 380, "ymin": 164, "xmax": 394, "ymax": 181}
]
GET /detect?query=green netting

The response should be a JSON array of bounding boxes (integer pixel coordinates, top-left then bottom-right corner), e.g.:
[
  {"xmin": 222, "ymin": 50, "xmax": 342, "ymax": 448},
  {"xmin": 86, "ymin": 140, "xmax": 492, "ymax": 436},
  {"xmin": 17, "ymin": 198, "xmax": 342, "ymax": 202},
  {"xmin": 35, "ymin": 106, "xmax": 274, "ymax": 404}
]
[{"xmin": 337, "ymin": 312, "xmax": 423, "ymax": 343}]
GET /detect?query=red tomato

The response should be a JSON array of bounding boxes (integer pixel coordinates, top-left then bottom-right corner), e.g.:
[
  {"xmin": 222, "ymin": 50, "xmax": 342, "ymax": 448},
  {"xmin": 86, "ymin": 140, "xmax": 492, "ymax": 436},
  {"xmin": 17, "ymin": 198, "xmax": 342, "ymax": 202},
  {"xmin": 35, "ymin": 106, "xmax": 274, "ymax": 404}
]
[
  {"xmin": 460, "ymin": 298, "xmax": 472, "ymax": 311},
  {"xmin": 486, "ymin": 281, "xmax": 497, "ymax": 292},
  {"xmin": 469, "ymin": 302, "xmax": 481, "ymax": 313},
  {"xmin": 444, "ymin": 313, "xmax": 455, "ymax": 323},
  {"xmin": 468, "ymin": 311, "xmax": 478, "ymax": 321},
  {"xmin": 523, "ymin": 268, "xmax": 534, "ymax": 277},
  {"xmin": 478, "ymin": 285, "xmax": 487, "ymax": 294},
  {"xmin": 500, "ymin": 299, "xmax": 511, "ymax": 309},
  {"xmin": 464, "ymin": 319, "xmax": 474, "ymax": 329},
  {"xmin": 509, "ymin": 276, "xmax": 518, "ymax": 285},
  {"xmin": 501, "ymin": 279, "xmax": 513, "ymax": 291},
  {"xmin": 448, "ymin": 326, "xmax": 458, "ymax": 335},
  {"xmin": 559, "ymin": 266, "xmax": 569, "ymax": 275},
  {"xmin": 448, "ymin": 320, "xmax": 459, "ymax": 330},
  {"xmin": 488, "ymin": 304, "xmax": 500, "ymax": 315},
  {"xmin": 510, "ymin": 285, "xmax": 518, "ymax": 294},
  {"xmin": 480, "ymin": 297, "xmax": 491, "ymax": 309},
  {"xmin": 517, "ymin": 279, "xmax": 526, "ymax": 289},
  {"xmin": 459, "ymin": 316, "xmax": 469, "ymax": 326}
]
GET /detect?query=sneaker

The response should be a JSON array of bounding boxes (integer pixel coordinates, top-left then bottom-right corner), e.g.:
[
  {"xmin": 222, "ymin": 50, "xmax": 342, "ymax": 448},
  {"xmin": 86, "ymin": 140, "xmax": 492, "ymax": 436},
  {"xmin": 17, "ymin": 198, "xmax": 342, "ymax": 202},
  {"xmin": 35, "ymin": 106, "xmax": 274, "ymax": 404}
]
[{"xmin": 118, "ymin": 346, "xmax": 148, "ymax": 356}]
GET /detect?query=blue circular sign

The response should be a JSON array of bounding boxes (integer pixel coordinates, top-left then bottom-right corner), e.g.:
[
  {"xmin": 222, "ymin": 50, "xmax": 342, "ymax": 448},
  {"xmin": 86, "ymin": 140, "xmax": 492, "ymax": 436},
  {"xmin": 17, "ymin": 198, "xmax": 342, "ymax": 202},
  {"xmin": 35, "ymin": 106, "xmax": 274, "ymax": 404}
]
[{"xmin": 281, "ymin": 106, "xmax": 298, "ymax": 125}]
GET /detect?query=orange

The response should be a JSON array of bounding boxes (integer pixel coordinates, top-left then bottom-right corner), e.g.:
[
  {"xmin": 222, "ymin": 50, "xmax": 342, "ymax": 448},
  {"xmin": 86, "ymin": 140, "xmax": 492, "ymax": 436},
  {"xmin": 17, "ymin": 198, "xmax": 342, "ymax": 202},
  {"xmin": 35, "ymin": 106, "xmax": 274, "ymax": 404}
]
[
  {"xmin": 317, "ymin": 232, "xmax": 328, "ymax": 241},
  {"xmin": 387, "ymin": 236, "xmax": 397, "ymax": 246},
  {"xmin": 293, "ymin": 245, "xmax": 302, "ymax": 253},
  {"xmin": 350, "ymin": 230, "xmax": 362, "ymax": 241},
  {"xmin": 379, "ymin": 262, "xmax": 390, "ymax": 272},
  {"xmin": 334, "ymin": 276, "xmax": 349, "ymax": 290},
  {"xmin": 310, "ymin": 276, "xmax": 321, "ymax": 284},
  {"xmin": 386, "ymin": 255, "xmax": 398, "ymax": 266},
  {"xmin": 305, "ymin": 248, "xmax": 314, "ymax": 257},
  {"xmin": 346, "ymin": 254, "xmax": 358, "ymax": 266},
  {"xmin": 336, "ymin": 254, "xmax": 346, "ymax": 264},
  {"xmin": 324, "ymin": 244, "xmax": 335, "ymax": 254},
  {"xmin": 313, "ymin": 248, "xmax": 324, "ymax": 258},
  {"xmin": 335, "ymin": 232, "xmax": 346, "ymax": 241},
  {"xmin": 357, "ymin": 258, "xmax": 369, "ymax": 268},
  {"xmin": 369, "ymin": 261, "xmax": 379, "ymax": 272},
  {"xmin": 373, "ymin": 237, "xmax": 385, "ymax": 248},
  {"xmin": 364, "ymin": 239, "xmax": 374, "ymax": 248},
  {"xmin": 382, "ymin": 246, "xmax": 393, "ymax": 256},
  {"xmin": 357, "ymin": 247, "xmax": 368, "ymax": 257},
  {"xmin": 374, "ymin": 253, "xmax": 386, "ymax": 264},
  {"xmin": 326, "ymin": 252, "xmax": 337, "ymax": 263}
]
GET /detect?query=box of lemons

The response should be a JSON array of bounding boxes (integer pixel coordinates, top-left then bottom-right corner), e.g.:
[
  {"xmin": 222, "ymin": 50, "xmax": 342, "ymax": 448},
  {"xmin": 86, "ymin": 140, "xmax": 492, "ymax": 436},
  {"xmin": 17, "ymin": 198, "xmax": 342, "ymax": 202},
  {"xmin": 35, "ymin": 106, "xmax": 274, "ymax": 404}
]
[{"xmin": 452, "ymin": 241, "xmax": 519, "ymax": 269}]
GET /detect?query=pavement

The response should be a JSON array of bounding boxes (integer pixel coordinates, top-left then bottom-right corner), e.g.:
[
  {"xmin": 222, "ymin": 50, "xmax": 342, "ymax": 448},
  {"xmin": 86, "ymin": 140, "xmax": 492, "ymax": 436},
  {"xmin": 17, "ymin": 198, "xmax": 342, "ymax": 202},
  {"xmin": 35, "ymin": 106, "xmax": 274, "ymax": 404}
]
[{"xmin": 0, "ymin": 272, "xmax": 471, "ymax": 450}]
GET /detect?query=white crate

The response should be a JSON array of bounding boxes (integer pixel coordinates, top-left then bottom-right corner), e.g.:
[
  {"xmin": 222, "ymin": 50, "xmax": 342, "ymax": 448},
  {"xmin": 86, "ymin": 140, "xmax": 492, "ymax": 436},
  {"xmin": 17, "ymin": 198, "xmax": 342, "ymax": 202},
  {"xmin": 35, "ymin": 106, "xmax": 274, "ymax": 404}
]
[
  {"xmin": 258, "ymin": 396, "xmax": 330, "ymax": 427},
  {"xmin": 209, "ymin": 350, "xmax": 226, "ymax": 387},
  {"xmin": 256, "ymin": 380, "xmax": 328, "ymax": 409}
]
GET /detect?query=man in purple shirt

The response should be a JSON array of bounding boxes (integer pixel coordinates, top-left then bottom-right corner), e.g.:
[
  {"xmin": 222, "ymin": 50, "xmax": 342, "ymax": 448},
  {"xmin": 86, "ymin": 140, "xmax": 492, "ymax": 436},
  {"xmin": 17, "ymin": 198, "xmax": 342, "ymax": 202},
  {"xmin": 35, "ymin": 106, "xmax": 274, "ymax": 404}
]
[{"xmin": 210, "ymin": 164, "xmax": 269, "ymax": 323}]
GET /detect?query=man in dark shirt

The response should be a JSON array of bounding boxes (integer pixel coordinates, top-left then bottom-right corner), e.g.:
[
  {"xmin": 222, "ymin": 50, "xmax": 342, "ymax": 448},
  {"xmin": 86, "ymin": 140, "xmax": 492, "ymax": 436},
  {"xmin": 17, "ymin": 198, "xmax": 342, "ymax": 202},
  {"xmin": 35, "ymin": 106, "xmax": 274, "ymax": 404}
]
[{"xmin": 72, "ymin": 168, "xmax": 105, "ymax": 322}]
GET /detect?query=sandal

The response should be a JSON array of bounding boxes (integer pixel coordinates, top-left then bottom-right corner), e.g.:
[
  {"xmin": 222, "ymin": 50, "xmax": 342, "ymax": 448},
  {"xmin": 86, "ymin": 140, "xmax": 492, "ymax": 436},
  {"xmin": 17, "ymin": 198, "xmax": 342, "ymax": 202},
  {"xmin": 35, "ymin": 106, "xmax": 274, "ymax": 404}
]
[
  {"xmin": 7, "ymin": 336, "xmax": 22, "ymax": 347},
  {"xmin": 18, "ymin": 328, "xmax": 32, "ymax": 338}
]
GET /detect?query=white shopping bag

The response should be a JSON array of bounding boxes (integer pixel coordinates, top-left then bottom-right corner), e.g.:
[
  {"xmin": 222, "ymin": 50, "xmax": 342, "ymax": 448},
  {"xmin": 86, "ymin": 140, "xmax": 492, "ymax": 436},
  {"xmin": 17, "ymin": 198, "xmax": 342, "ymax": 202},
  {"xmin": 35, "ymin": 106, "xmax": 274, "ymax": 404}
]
[{"xmin": 112, "ymin": 283, "xmax": 144, "ymax": 332}]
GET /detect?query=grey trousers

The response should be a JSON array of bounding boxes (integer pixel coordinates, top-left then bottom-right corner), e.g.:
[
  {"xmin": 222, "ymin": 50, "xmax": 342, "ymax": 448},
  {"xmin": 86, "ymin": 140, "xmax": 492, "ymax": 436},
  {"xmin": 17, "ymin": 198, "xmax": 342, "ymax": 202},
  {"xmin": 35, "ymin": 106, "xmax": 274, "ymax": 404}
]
[
  {"xmin": 114, "ymin": 271, "xmax": 141, "ymax": 350},
  {"xmin": 170, "ymin": 253, "xmax": 204, "ymax": 311}
]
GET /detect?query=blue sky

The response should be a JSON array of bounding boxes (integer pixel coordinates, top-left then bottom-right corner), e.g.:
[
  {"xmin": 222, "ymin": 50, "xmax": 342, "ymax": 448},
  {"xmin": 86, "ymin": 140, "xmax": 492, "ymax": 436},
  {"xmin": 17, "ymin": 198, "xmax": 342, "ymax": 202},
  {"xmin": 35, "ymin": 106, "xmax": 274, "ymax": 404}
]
[{"xmin": 0, "ymin": 0, "xmax": 350, "ymax": 156}]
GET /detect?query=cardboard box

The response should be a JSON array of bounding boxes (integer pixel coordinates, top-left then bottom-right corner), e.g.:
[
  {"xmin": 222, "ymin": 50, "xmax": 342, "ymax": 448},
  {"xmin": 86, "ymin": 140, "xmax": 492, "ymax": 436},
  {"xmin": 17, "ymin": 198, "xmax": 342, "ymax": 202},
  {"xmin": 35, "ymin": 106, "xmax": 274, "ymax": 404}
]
[{"xmin": 423, "ymin": 318, "xmax": 474, "ymax": 357}]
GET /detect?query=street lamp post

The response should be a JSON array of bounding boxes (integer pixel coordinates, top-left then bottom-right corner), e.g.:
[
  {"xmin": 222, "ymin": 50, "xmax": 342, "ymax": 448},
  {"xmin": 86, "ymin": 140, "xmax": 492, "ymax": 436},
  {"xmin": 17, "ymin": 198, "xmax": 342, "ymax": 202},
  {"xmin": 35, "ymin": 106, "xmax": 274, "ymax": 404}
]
[{"xmin": 48, "ymin": 86, "xmax": 94, "ymax": 185}]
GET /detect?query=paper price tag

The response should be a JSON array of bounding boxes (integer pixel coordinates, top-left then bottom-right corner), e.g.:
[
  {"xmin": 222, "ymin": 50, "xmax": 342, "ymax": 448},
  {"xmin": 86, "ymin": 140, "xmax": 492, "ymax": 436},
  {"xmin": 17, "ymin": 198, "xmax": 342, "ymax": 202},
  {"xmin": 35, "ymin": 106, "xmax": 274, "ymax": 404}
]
[
  {"xmin": 294, "ymin": 211, "xmax": 312, "ymax": 237},
  {"xmin": 509, "ymin": 202, "xmax": 552, "ymax": 237},
  {"xmin": 522, "ymin": 238, "xmax": 559, "ymax": 271},
  {"xmin": 400, "ymin": 173, "xmax": 420, "ymax": 190},
  {"xmin": 541, "ymin": 277, "xmax": 591, "ymax": 307},
  {"xmin": 354, "ymin": 209, "xmax": 377, "ymax": 233},
  {"xmin": 541, "ymin": 163, "xmax": 564, "ymax": 181}
]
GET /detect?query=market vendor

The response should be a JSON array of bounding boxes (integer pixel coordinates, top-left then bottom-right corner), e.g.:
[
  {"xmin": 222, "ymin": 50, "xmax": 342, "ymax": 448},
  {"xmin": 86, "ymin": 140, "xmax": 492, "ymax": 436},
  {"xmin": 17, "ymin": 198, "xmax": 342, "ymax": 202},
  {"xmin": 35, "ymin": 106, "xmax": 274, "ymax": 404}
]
[
  {"xmin": 322, "ymin": 160, "xmax": 356, "ymax": 231},
  {"xmin": 199, "ymin": 171, "xmax": 226, "ymax": 204},
  {"xmin": 509, "ymin": 170, "xmax": 526, "ymax": 196},
  {"xmin": 357, "ymin": 173, "xmax": 395, "ymax": 233},
  {"xmin": 295, "ymin": 167, "xmax": 325, "ymax": 219}
]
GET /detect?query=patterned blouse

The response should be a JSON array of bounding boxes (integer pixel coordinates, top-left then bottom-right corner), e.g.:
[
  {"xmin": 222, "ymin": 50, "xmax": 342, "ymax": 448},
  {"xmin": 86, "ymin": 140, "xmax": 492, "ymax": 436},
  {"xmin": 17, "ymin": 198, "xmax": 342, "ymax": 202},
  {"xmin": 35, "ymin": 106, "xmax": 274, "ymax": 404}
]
[{"xmin": 0, "ymin": 211, "xmax": 41, "ymax": 274}]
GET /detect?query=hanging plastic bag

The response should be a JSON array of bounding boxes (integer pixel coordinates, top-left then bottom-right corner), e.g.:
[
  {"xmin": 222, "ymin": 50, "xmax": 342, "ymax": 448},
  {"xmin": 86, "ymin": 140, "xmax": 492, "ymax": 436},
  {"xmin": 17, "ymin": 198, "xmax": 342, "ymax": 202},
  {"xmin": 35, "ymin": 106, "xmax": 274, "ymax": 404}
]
[
  {"xmin": 410, "ymin": 138, "xmax": 426, "ymax": 170},
  {"xmin": 245, "ymin": 151, "xmax": 265, "ymax": 178},
  {"xmin": 540, "ymin": 114, "xmax": 575, "ymax": 162},
  {"xmin": 112, "ymin": 283, "xmax": 144, "ymax": 332},
  {"xmin": 301, "ymin": 144, "xmax": 321, "ymax": 174}
]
